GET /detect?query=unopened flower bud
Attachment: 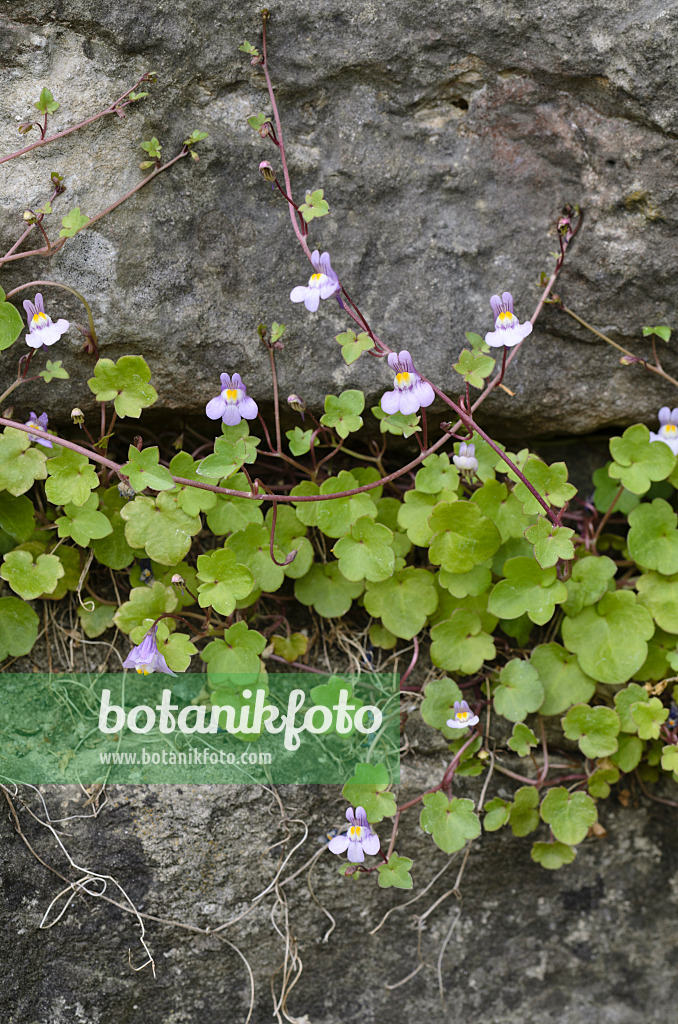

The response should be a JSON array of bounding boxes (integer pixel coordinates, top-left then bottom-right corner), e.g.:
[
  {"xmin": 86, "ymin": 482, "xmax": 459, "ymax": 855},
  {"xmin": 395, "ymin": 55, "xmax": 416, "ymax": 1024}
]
[
  {"xmin": 23, "ymin": 210, "xmax": 36, "ymax": 224},
  {"xmin": 287, "ymin": 394, "xmax": 306, "ymax": 414},
  {"xmin": 118, "ymin": 479, "xmax": 135, "ymax": 500},
  {"xmin": 259, "ymin": 160, "xmax": 275, "ymax": 181},
  {"xmin": 171, "ymin": 573, "xmax": 185, "ymax": 588},
  {"xmin": 71, "ymin": 407, "xmax": 85, "ymax": 426},
  {"xmin": 258, "ymin": 120, "xmax": 273, "ymax": 139}
]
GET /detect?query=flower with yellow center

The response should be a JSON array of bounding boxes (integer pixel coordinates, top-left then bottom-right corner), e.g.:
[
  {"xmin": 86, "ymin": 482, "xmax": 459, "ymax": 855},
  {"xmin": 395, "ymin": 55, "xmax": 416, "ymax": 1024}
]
[
  {"xmin": 485, "ymin": 291, "xmax": 532, "ymax": 349},
  {"xmin": 381, "ymin": 350, "xmax": 434, "ymax": 416},
  {"xmin": 650, "ymin": 406, "xmax": 678, "ymax": 455},
  {"xmin": 290, "ymin": 250, "xmax": 340, "ymax": 312},
  {"xmin": 122, "ymin": 625, "xmax": 176, "ymax": 677},
  {"xmin": 328, "ymin": 805, "xmax": 380, "ymax": 863},
  {"xmin": 205, "ymin": 372, "xmax": 258, "ymax": 426},
  {"xmin": 23, "ymin": 292, "xmax": 70, "ymax": 349},
  {"xmin": 446, "ymin": 699, "xmax": 480, "ymax": 730}
]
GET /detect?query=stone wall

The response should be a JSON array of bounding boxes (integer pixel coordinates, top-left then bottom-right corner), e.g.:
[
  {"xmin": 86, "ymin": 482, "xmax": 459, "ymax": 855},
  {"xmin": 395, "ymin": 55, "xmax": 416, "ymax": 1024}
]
[{"xmin": 2, "ymin": 0, "xmax": 678, "ymax": 437}]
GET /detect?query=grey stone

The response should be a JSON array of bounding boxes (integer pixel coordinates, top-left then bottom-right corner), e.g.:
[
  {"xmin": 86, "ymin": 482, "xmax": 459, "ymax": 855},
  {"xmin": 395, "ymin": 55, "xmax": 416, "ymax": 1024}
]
[{"xmin": 1, "ymin": 1, "xmax": 678, "ymax": 441}]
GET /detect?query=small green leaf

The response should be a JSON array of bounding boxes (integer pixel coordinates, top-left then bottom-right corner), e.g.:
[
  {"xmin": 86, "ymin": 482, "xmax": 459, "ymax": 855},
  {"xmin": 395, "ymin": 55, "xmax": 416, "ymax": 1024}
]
[
  {"xmin": 320, "ymin": 390, "xmax": 365, "ymax": 438},
  {"xmin": 332, "ymin": 517, "xmax": 395, "ymax": 582},
  {"xmin": 592, "ymin": 464, "xmax": 640, "ymax": 515},
  {"xmin": 87, "ymin": 355, "xmax": 158, "ymax": 418},
  {"xmin": 364, "ymin": 567, "xmax": 438, "ymax": 639},
  {"xmin": 0, "ymin": 492, "xmax": 35, "ymax": 542},
  {"xmin": 540, "ymin": 788, "xmax": 597, "ymax": 845},
  {"xmin": 611, "ymin": 733, "xmax": 643, "ymax": 772},
  {"xmin": 168, "ymin": 451, "xmax": 218, "ymax": 516},
  {"xmin": 429, "ymin": 500, "xmax": 501, "ymax": 573},
  {"xmin": 183, "ymin": 129, "xmax": 209, "ymax": 145},
  {"xmin": 531, "ymin": 841, "xmax": 576, "ymax": 870},
  {"xmin": 465, "ymin": 331, "xmax": 490, "ymax": 352},
  {"xmin": 129, "ymin": 91, "xmax": 149, "ymax": 102},
  {"xmin": 453, "ymin": 348, "xmax": 496, "ymax": 388},
  {"xmin": 196, "ymin": 548, "xmax": 256, "ymax": 615},
  {"xmin": 642, "ymin": 325, "xmax": 671, "ymax": 342},
  {"xmin": 114, "ymin": 581, "xmax": 178, "ymax": 634},
  {"xmin": 493, "ymin": 659, "xmax": 544, "ymax": 723},
  {"xmin": 525, "ymin": 518, "xmax": 575, "ymax": 568},
  {"xmin": 562, "ymin": 590, "xmax": 654, "ymax": 684},
  {"xmin": 377, "ymin": 853, "xmax": 413, "ymax": 889},
  {"xmin": 45, "ymin": 446, "xmax": 99, "ymax": 506},
  {"xmin": 630, "ymin": 697, "xmax": 668, "ymax": 740},
  {"xmin": 55, "ymin": 495, "xmax": 114, "ymax": 547},
  {"xmin": 507, "ymin": 722, "xmax": 538, "ymax": 757},
  {"xmin": 286, "ymin": 427, "xmax": 317, "ymax": 457},
  {"xmin": 247, "ymin": 112, "xmax": 268, "ymax": 131},
  {"xmin": 315, "ymin": 471, "xmax": 377, "ymax": 539},
  {"xmin": 78, "ymin": 602, "xmax": 116, "ymax": 639},
  {"xmin": 562, "ymin": 555, "xmax": 617, "ymax": 617},
  {"xmin": 588, "ymin": 766, "xmax": 620, "ymax": 798},
  {"xmin": 342, "ymin": 763, "xmax": 396, "ymax": 822},
  {"xmin": 415, "ymin": 453, "xmax": 460, "ymax": 495},
  {"xmin": 271, "ymin": 633, "xmax": 308, "ymax": 663},
  {"xmin": 294, "ymin": 561, "xmax": 363, "ymax": 619},
  {"xmin": 512, "ymin": 459, "xmax": 576, "ymax": 515},
  {"xmin": 239, "ymin": 40, "xmax": 260, "ymax": 56},
  {"xmin": 39, "ymin": 359, "xmax": 69, "ymax": 382},
  {"xmin": 636, "ymin": 572, "xmax": 678, "ymax": 634},
  {"xmin": 430, "ymin": 609, "xmax": 496, "ymax": 675},
  {"xmin": 309, "ymin": 676, "xmax": 363, "ymax": 733},
  {"xmin": 530, "ymin": 643, "xmax": 596, "ymax": 715},
  {"xmin": 608, "ymin": 424, "xmax": 675, "ymax": 494},
  {"xmin": 508, "ymin": 786, "xmax": 540, "ymax": 837},
  {"xmin": 35, "ymin": 87, "xmax": 59, "ymax": 113},
  {"xmin": 59, "ymin": 206, "xmax": 89, "ymax": 238},
  {"xmin": 483, "ymin": 797, "xmax": 511, "ymax": 831},
  {"xmin": 371, "ymin": 406, "xmax": 421, "ymax": 437},
  {"xmin": 0, "ymin": 301, "xmax": 24, "ymax": 352},
  {"xmin": 488, "ymin": 556, "xmax": 568, "ymax": 625},
  {"xmin": 299, "ymin": 188, "xmax": 329, "ymax": 222},
  {"xmin": 120, "ymin": 445, "xmax": 175, "ymax": 492},
  {"xmin": 661, "ymin": 744, "xmax": 678, "ymax": 773},
  {"xmin": 0, "ymin": 549, "xmax": 64, "ymax": 600},
  {"xmin": 336, "ymin": 329, "xmax": 374, "ymax": 365},
  {"xmin": 562, "ymin": 704, "xmax": 620, "ymax": 758},
  {"xmin": 420, "ymin": 676, "xmax": 464, "ymax": 734},
  {"xmin": 420, "ymin": 792, "xmax": 480, "ymax": 853},
  {"xmin": 627, "ymin": 499, "xmax": 678, "ymax": 574},
  {"xmin": 140, "ymin": 136, "xmax": 162, "ymax": 159},
  {"xmin": 0, "ymin": 596, "xmax": 39, "ymax": 658},
  {"xmin": 121, "ymin": 493, "xmax": 201, "ymax": 565},
  {"xmin": 225, "ymin": 523, "xmax": 285, "ymax": 592}
]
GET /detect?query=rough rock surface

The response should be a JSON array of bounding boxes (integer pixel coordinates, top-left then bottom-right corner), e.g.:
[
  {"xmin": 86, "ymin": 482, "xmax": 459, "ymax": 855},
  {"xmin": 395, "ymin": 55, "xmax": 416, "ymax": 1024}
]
[
  {"xmin": 2, "ymin": 765, "xmax": 677, "ymax": 1024},
  {"xmin": 2, "ymin": 1, "xmax": 678, "ymax": 438}
]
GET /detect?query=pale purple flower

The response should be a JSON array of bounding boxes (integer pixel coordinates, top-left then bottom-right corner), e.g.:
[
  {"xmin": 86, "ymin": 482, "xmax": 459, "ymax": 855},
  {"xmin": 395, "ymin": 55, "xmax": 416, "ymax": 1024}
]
[
  {"xmin": 484, "ymin": 292, "xmax": 532, "ymax": 348},
  {"xmin": 650, "ymin": 406, "xmax": 678, "ymax": 455},
  {"xmin": 24, "ymin": 411, "xmax": 52, "ymax": 448},
  {"xmin": 447, "ymin": 700, "xmax": 479, "ymax": 730},
  {"xmin": 205, "ymin": 373, "xmax": 258, "ymax": 426},
  {"xmin": 122, "ymin": 626, "xmax": 176, "ymax": 677},
  {"xmin": 23, "ymin": 293, "xmax": 69, "ymax": 349},
  {"xmin": 380, "ymin": 350, "xmax": 434, "ymax": 416},
  {"xmin": 328, "ymin": 805, "xmax": 380, "ymax": 863},
  {"xmin": 453, "ymin": 441, "xmax": 478, "ymax": 472},
  {"xmin": 290, "ymin": 250, "xmax": 340, "ymax": 312}
]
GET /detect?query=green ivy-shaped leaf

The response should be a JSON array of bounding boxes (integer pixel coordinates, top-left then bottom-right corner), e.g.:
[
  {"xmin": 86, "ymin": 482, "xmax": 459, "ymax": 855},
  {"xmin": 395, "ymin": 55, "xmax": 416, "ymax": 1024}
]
[
  {"xmin": 332, "ymin": 517, "xmax": 395, "ymax": 582},
  {"xmin": 642, "ymin": 324, "xmax": 671, "ymax": 341},
  {"xmin": 239, "ymin": 40, "xmax": 260, "ymax": 55},
  {"xmin": 0, "ymin": 427, "xmax": 48, "ymax": 495},
  {"xmin": 0, "ymin": 596, "xmax": 39, "ymax": 659},
  {"xmin": 508, "ymin": 786, "xmax": 541, "ymax": 837},
  {"xmin": 627, "ymin": 499, "xmax": 678, "ymax": 574},
  {"xmin": 420, "ymin": 676, "xmax": 464, "ymax": 735},
  {"xmin": 377, "ymin": 853, "xmax": 413, "ymax": 890},
  {"xmin": 78, "ymin": 601, "xmax": 116, "ymax": 639},
  {"xmin": 371, "ymin": 406, "xmax": 421, "ymax": 437},
  {"xmin": 295, "ymin": 562, "xmax": 363, "ymax": 619},
  {"xmin": 120, "ymin": 492, "xmax": 201, "ymax": 565},
  {"xmin": 661, "ymin": 744, "xmax": 678, "ymax": 774},
  {"xmin": 55, "ymin": 493, "xmax": 113, "ymax": 546},
  {"xmin": 342, "ymin": 763, "xmax": 396, "ymax": 822},
  {"xmin": 471, "ymin": 479, "xmax": 531, "ymax": 542},
  {"xmin": 0, "ymin": 492, "xmax": 34, "ymax": 542},
  {"xmin": 364, "ymin": 567, "xmax": 438, "ymax": 639},
  {"xmin": 540, "ymin": 788, "xmax": 597, "ymax": 845},
  {"xmin": 263, "ymin": 505, "xmax": 313, "ymax": 580},
  {"xmin": 524, "ymin": 518, "xmax": 575, "ymax": 569},
  {"xmin": 453, "ymin": 348, "xmax": 495, "ymax": 388},
  {"xmin": 90, "ymin": 488, "xmax": 136, "ymax": 570},
  {"xmin": 44, "ymin": 446, "xmax": 99, "ymax": 507},
  {"xmin": 429, "ymin": 501, "xmax": 501, "ymax": 573},
  {"xmin": 636, "ymin": 572, "xmax": 678, "ymax": 634},
  {"xmin": 206, "ymin": 472, "xmax": 263, "ymax": 535},
  {"xmin": 608, "ymin": 424, "xmax": 675, "ymax": 494},
  {"xmin": 508, "ymin": 722, "xmax": 538, "ymax": 757},
  {"xmin": 0, "ymin": 549, "xmax": 64, "ymax": 600},
  {"xmin": 271, "ymin": 633, "xmax": 308, "ymax": 662},
  {"xmin": 613, "ymin": 684, "xmax": 649, "ymax": 733},
  {"xmin": 397, "ymin": 490, "xmax": 450, "ymax": 547},
  {"xmin": 309, "ymin": 677, "xmax": 363, "ymax": 733},
  {"xmin": 430, "ymin": 610, "xmax": 496, "ymax": 675},
  {"xmin": 299, "ymin": 188, "xmax": 329, "ymax": 222},
  {"xmin": 195, "ymin": 434, "xmax": 253, "ymax": 480},
  {"xmin": 588, "ymin": 766, "xmax": 620, "ymax": 799},
  {"xmin": 493, "ymin": 659, "xmax": 544, "ymax": 723},
  {"xmin": 630, "ymin": 697, "xmax": 668, "ymax": 740},
  {"xmin": 531, "ymin": 841, "xmax": 576, "ymax": 870},
  {"xmin": 414, "ymin": 453, "xmax": 460, "ymax": 495},
  {"xmin": 121, "ymin": 446, "xmax": 175, "ymax": 493},
  {"xmin": 488, "ymin": 556, "xmax": 568, "ymax": 626},
  {"xmin": 59, "ymin": 206, "xmax": 90, "ymax": 237},
  {"xmin": 530, "ymin": 643, "xmax": 596, "ymax": 715},
  {"xmin": 196, "ymin": 548, "xmax": 255, "ymax": 615},
  {"xmin": 320, "ymin": 390, "xmax": 365, "ymax": 439},
  {"xmin": 87, "ymin": 355, "xmax": 158, "ymax": 418},
  {"xmin": 562, "ymin": 556, "xmax": 617, "ymax": 617},
  {"xmin": 561, "ymin": 590, "xmax": 654, "ymax": 684},
  {"xmin": 202, "ymin": 622, "xmax": 266, "ymax": 688},
  {"xmin": 438, "ymin": 562, "xmax": 492, "ymax": 599},
  {"xmin": 113, "ymin": 581, "xmax": 178, "ymax": 634},
  {"xmin": 511, "ymin": 459, "xmax": 576, "ymax": 515},
  {"xmin": 286, "ymin": 427, "xmax": 318, "ymax": 457},
  {"xmin": 225, "ymin": 524, "xmax": 285, "ymax": 592},
  {"xmin": 315, "ymin": 471, "xmax": 377, "ymax": 538},
  {"xmin": 561, "ymin": 704, "xmax": 620, "ymax": 758},
  {"xmin": 420, "ymin": 792, "xmax": 480, "ymax": 854},
  {"xmin": 38, "ymin": 359, "xmax": 69, "ymax": 382},
  {"xmin": 0, "ymin": 300, "xmax": 24, "ymax": 352},
  {"xmin": 35, "ymin": 86, "xmax": 60, "ymax": 113},
  {"xmin": 483, "ymin": 797, "xmax": 511, "ymax": 831},
  {"xmin": 592, "ymin": 464, "xmax": 639, "ymax": 515},
  {"xmin": 335, "ymin": 329, "xmax": 374, "ymax": 365},
  {"xmin": 167, "ymin": 451, "xmax": 218, "ymax": 515},
  {"xmin": 611, "ymin": 733, "xmax": 644, "ymax": 772}
]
